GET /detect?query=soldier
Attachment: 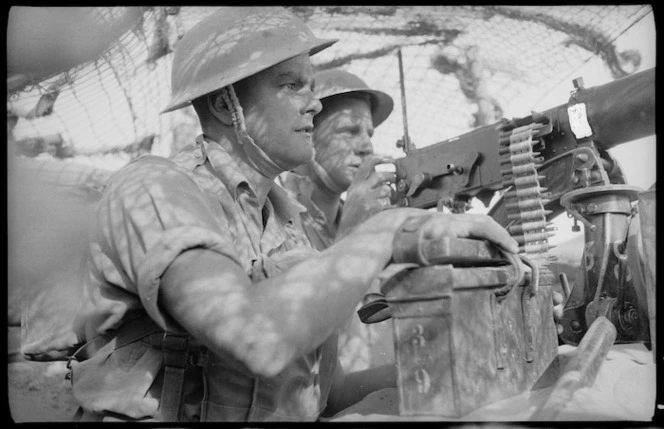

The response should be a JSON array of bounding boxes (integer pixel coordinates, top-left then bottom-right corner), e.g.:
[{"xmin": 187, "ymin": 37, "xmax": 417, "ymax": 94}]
[
  {"xmin": 69, "ymin": 7, "xmax": 521, "ymax": 422},
  {"xmin": 281, "ymin": 69, "xmax": 396, "ymax": 372},
  {"xmin": 283, "ymin": 69, "xmax": 396, "ymax": 249}
]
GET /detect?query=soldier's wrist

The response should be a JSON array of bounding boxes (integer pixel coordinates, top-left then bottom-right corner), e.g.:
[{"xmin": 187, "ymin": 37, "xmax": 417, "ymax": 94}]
[{"xmin": 392, "ymin": 214, "xmax": 435, "ymax": 265}]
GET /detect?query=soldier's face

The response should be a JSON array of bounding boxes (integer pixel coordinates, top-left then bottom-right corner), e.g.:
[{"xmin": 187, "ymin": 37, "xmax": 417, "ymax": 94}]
[
  {"xmin": 313, "ymin": 96, "xmax": 374, "ymax": 190},
  {"xmin": 235, "ymin": 53, "xmax": 322, "ymax": 172}
]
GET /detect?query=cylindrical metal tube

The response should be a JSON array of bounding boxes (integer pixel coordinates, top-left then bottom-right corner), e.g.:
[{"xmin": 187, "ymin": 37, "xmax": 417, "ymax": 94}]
[{"xmin": 530, "ymin": 317, "xmax": 617, "ymax": 421}]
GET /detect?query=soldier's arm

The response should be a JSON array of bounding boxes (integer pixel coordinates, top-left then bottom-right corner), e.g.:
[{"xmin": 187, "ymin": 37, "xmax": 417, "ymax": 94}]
[{"xmin": 160, "ymin": 209, "xmax": 518, "ymax": 378}]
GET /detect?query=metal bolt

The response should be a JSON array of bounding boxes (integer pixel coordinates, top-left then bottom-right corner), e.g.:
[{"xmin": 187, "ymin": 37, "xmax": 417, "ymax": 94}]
[
  {"xmin": 572, "ymin": 77, "xmax": 585, "ymax": 90},
  {"xmin": 575, "ymin": 152, "xmax": 589, "ymax": 163},
  {"xmin": 397, "ymin": 180, "xmax": 407, "ymax": 191}
]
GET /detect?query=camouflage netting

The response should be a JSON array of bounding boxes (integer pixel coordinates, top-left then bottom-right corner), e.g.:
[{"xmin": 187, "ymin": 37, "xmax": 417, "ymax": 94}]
[{"xmin": 7, "ymin": 5, "xmax": 654, "ymax": 171}]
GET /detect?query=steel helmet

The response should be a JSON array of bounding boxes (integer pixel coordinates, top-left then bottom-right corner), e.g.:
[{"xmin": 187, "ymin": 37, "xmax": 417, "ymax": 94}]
[
  {"xmin": 162, "ymin": 7, "xmax": 337, "ymax": 113},
  {"xmin": 314, "ymin": 69, "xmax": 394, "ymax": 127}
]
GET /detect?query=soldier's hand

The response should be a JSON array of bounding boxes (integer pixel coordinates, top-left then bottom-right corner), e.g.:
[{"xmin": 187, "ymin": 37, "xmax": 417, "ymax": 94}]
[
  {"xmin": 337, "ymin": 155, "xmax": 395, "ymax": 238},
  {"xmin": 553, "ymin": 290, "xmax": 565, "ymax": 335},
  {"xmin": 414, "ymin": 212, "xmax": 519, "ymax": 254}
]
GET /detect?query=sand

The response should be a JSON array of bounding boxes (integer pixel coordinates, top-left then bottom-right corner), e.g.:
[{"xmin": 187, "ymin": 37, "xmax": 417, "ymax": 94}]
[
  {"xmin": 327, "ymin": 343, "xmax": 656, "ymax": 422},
  {"xmin": 8, "ymin": 336, "xmax": 656, "ymax": 423}
]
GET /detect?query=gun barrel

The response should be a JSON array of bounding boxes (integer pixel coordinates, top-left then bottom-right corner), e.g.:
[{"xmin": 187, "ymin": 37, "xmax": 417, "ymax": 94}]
[
  {"xmin": 556, "ymin": 67, "xmax": 655, "ymax": 150},
  {"xmin": 530, "ymin": 316, "xmax": 617, "ymax": 421},
  {"xmin": 504, "ymin": 67, "xmax": 655, "ymax": 151}
]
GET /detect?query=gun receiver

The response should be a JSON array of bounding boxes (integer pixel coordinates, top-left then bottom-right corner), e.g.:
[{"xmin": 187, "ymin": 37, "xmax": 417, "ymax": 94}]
[{"xmin": 394, "ymin": 67, "xmax": 655, "ymax": 211}]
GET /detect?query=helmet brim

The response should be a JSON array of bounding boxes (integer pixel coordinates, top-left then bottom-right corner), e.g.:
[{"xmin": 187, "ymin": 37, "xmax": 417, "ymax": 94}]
[
  {"xmin": 161, "ymin": 36, "xmax": 338, "ymax": 114},
  {"xmin": 321, "ymin": 88, "xmax": 394, "ymax": 128}
]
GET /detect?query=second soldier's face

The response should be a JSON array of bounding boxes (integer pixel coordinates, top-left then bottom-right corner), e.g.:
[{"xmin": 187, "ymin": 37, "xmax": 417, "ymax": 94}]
[
  {"xmin": 234, "ymin": 53, "xmax": 322, "ymax": 172},
  {"xmin": 313, "ymin": 96, "xmax": 374, "ymax": 190}
]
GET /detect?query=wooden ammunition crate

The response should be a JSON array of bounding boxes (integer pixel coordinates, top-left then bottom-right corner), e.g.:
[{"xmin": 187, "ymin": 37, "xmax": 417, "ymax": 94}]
[{"xmin": 384, "ymin": 264, "xmax": 559, "ymax": 417}]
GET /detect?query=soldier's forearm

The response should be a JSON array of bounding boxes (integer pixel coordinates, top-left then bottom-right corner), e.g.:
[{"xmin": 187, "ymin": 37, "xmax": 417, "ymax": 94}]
[{"xmin": 160, "ymin": 208, "xmax": 427, "ymax": 378}]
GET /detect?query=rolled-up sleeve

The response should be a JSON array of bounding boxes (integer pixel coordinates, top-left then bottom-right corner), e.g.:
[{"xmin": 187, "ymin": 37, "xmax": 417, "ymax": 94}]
[{"xmin": 94, "ymin": 156, "xmax": 243, "ymax": 332}]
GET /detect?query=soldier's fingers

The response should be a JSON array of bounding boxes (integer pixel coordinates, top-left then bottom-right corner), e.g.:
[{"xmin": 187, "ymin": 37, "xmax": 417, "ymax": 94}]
[
  {"xmin": 427, "ymin": 214, "xmax": 518, "ymax": 254},
  {"xmin": 378, "ymin": 197, "xmax": 392, "ymax": 211},
  {"xmin": 552, "ymin": 291, "xmax": 564, "ymax": 306},
  {"xmin": 361, "ymin": 182, "xmax": 392, "ymax": 200},
  {"xmin": 364, "ymin": 171, "xmax": 396, "ymax": 188},
  {"xmin": 553, "ymin": 290, "xmax": 565, "ymax": 321},
  {"xmin": 553, "ymin": 305, "xmax": 564, "ymax": 322},
  {"xmin": 469, "ymin": 217, "xmax": 518, "ymax": 254},
  {"xmin": 354, "ymin": 155, "xmax": 384, "ymax": 182},
  {"xmin": 378, "ymin": 183, "xmax": 392, "ymax": 198}
]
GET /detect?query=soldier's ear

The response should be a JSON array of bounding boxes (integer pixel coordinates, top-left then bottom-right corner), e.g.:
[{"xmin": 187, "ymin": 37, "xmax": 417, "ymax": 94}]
[{"xmin": 207, "ymin": 92, "xmax": 233, "ymax": 126}]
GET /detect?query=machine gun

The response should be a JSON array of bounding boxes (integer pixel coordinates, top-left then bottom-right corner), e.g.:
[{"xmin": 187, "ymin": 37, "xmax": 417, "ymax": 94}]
[{"xmin": 393, "ymin": 66, "xmax": 656, "ymax": 347}]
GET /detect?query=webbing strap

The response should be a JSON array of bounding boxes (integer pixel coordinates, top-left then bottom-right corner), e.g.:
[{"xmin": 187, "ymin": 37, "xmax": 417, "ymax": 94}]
[
  {"xmin": 157, "ymin": 333, "xmax": 188, "ymax": 421},
  {"xmin": 159, "ymin": 366, "xmax": 186, "ymax": 421},
  {"xmin": 67, "ymin": 316, "xmax": 161, "ymax": 369},
  {"xmin": 69, "ymin": 317, "xmax": 191, "ymax": 422}
]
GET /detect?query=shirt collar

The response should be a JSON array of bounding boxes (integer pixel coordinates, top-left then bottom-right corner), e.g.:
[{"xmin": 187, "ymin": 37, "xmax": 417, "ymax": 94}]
[
  {"xmin": 197, "ymin": 134, "xmax": 306, "ymax": 225},
  {"xmin": 268, "ymin": 182, "xmax": 308, "ymax": 225},
  {"xmin": 284, "ymin": 172, "xmax": 343, "ymax": 227}
]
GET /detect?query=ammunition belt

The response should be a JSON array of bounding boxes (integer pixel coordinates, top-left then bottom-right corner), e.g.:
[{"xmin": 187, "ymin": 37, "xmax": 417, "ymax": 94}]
[{"xmin": 499, "ymin": 123, "xmax": 554, "ymax": 268}]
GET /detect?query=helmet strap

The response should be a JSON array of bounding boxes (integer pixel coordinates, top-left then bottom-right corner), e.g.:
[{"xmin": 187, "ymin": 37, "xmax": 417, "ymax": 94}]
[
  {"xmin": 309, "ymin": 159, "xmax": 346, "ymax": 195},
  {"xmin": 240, "ymin": 135, "xmax": 284, "ymax": 178},
  {"xmin": 214, "ymin": 86, "xmax": 284, "ymax": 178}
]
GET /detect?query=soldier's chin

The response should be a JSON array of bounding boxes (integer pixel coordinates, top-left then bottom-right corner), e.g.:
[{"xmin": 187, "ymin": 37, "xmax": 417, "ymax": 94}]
[
  {"xmin": 339, "ymin": 172, "xmax": 354, "ymax": 189},
  {"xmin": 286, "ymin": 148, "xmax": 315, "ymax": 171}
]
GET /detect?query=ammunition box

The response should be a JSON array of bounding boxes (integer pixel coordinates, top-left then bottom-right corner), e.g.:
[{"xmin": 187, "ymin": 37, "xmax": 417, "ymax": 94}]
[{"xmin": 385, "ymin": 264, "xmax": 558, "ymax": 417}]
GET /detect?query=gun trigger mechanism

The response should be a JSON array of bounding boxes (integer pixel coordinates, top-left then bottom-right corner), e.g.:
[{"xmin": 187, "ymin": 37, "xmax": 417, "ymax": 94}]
[
  {"xmin": 398, "ymin": 151, "xmax": 478, "ymax": 201},
  {"xmin": 406, "ymin": 172, "xmax": 432, "ymax": 197}
]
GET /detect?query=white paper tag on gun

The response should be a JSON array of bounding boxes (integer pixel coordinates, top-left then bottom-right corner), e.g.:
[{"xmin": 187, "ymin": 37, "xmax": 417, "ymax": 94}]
[{"xmin": 568, "ymin": 103, "xmax": 593, "ymax": 139}]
